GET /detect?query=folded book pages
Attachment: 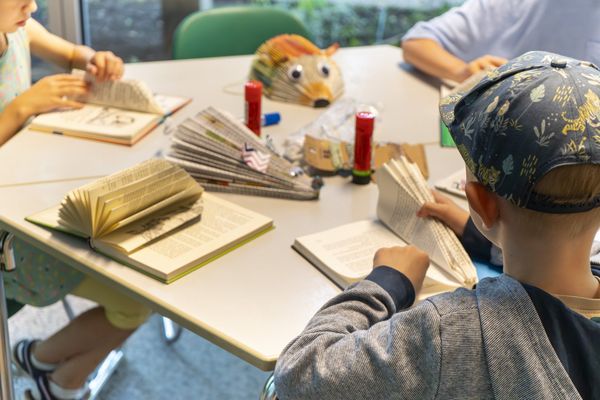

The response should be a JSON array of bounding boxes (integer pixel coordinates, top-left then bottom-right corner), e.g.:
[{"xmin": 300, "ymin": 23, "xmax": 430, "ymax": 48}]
[
  {"xmin": 167, "ymin": 107, "xmax": 320, "ymax": 200},
  {"xmin": 29, "ymin": 71, "xmax": 190, "ymax": 145},
  {"xmin": 27, "ymin": 159, "xmax": 273, "ymax": 283},
  {"xmin": 294, "ymin": 156, "xmax": 477, "ymax": 301},
  {"xmin": 249, "ymin": 34, "xmax": 344, "ymax": 108}
]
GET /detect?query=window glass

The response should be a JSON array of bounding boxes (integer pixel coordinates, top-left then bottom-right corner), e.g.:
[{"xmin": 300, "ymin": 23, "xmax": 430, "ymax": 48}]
[{"xmin": 83, "ymin": 0, "xmax": 463, "ymax": 62}]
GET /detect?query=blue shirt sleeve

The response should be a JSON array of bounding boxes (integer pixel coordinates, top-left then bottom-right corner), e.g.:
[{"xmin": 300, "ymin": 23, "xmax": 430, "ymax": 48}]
[
  {"xmin": 365, "ymin": 266, "xmax": 415, "ymax": 310},
  {"xmin": 402, "ymin": 0, "xmax": 521, "ymax": 61}
]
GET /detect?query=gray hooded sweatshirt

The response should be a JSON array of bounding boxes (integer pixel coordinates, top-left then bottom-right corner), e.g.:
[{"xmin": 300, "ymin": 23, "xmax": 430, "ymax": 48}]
[{"xmin": 274, "ymin": 274, "xmax": 582, "ymax": 399}]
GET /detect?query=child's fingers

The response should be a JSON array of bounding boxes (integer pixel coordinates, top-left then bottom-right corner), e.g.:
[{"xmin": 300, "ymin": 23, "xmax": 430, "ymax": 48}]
[
  {"xmin": 417, "ymin": 202, "xmax": 449, "ymax": 220},
  {"xmin": 431, "ymin": 190, "xmax": 454, "ymax": 205},
  {"xmin": 92, "ymin": 56, "xmax": 107, "ymax": 81},
  {"xmin": 58, "ymin": 98, "xmax": 85, "ymax": 109}
]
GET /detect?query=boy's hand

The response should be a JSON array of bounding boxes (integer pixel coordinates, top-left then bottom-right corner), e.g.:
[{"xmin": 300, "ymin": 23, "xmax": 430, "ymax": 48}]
[
  {"xmin": 87, "ymin": 51, "xmax": 124, "ymax": 82},
  {"xmin": 455, "ymin": 54, "xmax": 507, "ymax": 82},
  {"xmin": 13, "ymin": 74, "xmax": 88, "ymax": 117},
  {"xmin": 373, "ymin": 246, "xmax": 430, "ymax": 292},
  {"xmin": 417, "ymin": 190, "xmax": 469, "ymax": 236}
]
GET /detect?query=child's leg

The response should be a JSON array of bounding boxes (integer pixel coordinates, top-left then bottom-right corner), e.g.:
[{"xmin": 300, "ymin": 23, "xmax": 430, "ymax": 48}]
[
  {"xmin": 31, "ymin": 276, "xmax": 151, "ymax": 389},
  {"xmin": 32, "ymin": 307, "xmax": 133, "ymax": 389}
]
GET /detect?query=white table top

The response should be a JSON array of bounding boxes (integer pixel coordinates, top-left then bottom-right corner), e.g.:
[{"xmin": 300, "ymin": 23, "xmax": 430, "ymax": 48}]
[{"xmin": 0, "ymin": 45, "xmax": 464, "ymax": 370}]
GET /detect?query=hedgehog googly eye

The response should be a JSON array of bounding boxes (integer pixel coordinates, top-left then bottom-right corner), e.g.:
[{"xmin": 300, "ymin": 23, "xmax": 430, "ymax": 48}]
[
  {"xmin": 288, "ymin": 64, "xmax": 303, "ymax": 81},
  {"xmin": 318, "ymin": 62, "xmax": 331, "ymax": 78}
]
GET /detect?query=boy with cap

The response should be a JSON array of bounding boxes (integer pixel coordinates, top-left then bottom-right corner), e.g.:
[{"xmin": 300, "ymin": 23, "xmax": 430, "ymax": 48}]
[
  {"xmin": 273, "ymin": 51, "xmax": 600, "ymax": 399},
  {"xmin": 401, "ymin": 0, "xmax": 600, "ymax": 82}
]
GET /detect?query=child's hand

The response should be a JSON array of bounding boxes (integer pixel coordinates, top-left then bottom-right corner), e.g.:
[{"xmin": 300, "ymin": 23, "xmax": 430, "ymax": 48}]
[
  {"xmin": 13, "ymin": 74, "xmax": 88, "ymax": 117},
  {"xmin": 373, "ymin": 246, "xmax": 430, "ymax": 292},
  {"xmin": 87, "ymin": 51, "xmax": 124, "ymax": 82},
  {"xmin": 455, "ymin": 54, "xmax": 507, "ymax": 82},
  {"xmin": 417, "ymin": 190, "xmax": 469, "ymax": 236}
]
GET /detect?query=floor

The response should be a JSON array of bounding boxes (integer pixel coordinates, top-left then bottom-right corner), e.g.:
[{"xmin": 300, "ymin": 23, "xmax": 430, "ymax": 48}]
[{"xmin": 8, "ymin": 296, "xmax": 271, "ymax": 399}]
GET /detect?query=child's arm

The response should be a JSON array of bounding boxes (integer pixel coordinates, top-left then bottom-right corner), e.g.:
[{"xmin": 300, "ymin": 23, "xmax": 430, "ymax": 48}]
[
  {"xmin": 0, "ymin": 74, "xmax": 88, "ymax": 145},
  {"xmin": 402, "ymin": 39, "xmax": 506, "ymax": 82},
  {"xmin": 26, "ymin": 19, "xmax": 123, "ymax": 81},
  {"xmin": 275, "ymin": 247, "xmax": 443, "ymax": 399}
]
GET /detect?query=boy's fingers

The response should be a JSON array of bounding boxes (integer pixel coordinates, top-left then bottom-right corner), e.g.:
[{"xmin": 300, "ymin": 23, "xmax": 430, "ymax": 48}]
[{"xmin": 418, "ymin": 202, "xmax": 448, "ymax": 219}]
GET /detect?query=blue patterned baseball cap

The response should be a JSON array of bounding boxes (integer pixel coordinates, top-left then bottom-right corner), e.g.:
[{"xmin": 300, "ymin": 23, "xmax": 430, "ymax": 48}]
[{"xmin": 440, "ymin": 51, "xmax": 600, "ymax": 213}]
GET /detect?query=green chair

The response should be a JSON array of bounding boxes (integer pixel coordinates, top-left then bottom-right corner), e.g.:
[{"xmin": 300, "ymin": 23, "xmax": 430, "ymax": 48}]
[{"xmin": 172, "ymin": 6, "xmax": 311, "ymax": 60}]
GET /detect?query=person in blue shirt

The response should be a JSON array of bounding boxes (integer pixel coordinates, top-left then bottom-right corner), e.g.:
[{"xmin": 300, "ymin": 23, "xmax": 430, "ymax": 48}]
[{"xmin": 401, "ymin": 0, "xmax": 600, "ymax": 82}]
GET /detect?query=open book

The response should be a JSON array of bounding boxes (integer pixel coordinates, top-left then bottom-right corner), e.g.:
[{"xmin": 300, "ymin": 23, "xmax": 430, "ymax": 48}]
[
  {"xmin": 434, "ymin": 167, "xmax": 467, "ymax": 199},
  {"xmin": 167, "ymin": 107, "xmax": 320, "ymax": 200},
  {"xmin": 26, "ymin": 159, "xmax": 273, "ymax": 283},
  {"xmin": 29, "ymin": 72, "xmax": 190, "ymax": 145},
  {"xmin": 293, "ymin": 157, "xmax": 477, "ymax": 300}
]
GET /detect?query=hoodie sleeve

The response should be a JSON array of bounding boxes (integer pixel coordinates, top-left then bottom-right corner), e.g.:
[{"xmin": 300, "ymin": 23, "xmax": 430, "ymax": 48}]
[{"xmin": 274, "ymin": 268, "xmax": 442, "ymax": 400}]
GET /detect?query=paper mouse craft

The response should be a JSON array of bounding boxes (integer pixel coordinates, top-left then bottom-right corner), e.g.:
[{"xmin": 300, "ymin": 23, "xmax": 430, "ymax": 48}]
[{"xmin": 249, "ymin": 34, "xmax": 344, "ymax": 108}]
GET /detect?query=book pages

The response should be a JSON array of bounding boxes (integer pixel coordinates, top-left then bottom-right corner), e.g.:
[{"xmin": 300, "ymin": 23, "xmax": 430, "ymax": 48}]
[
  {"xmin": 376, "ymin": 157, "xmax": 477, "ymax": 287},
  {"xmin": 167, "ymin": 107, "xmax": 319, "ymax": 200},
  {"xmin": 74, "ymin": 69, "xmax": 164, "ymax": 114},
  {"xmin": 58, "ymin": 159, "xmax": 203, "ymax": 238}
]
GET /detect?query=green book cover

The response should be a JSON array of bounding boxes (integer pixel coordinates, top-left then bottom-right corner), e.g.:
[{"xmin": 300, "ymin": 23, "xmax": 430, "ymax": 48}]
[{"xmin": 440, "ymin": 120, "xmax": 455, "ymax": 148}]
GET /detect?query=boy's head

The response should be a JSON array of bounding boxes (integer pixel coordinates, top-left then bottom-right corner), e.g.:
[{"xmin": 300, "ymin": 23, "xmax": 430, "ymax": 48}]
[{"xmin": 440, "ymin": 51, "xmax": 600, "ymax": 243}]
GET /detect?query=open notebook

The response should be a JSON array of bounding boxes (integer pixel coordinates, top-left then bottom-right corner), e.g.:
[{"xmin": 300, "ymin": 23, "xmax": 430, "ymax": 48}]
[
  {"xmin": 26, "ymin": 159, "xmax": 273, "ymax": 283},
  {"xmin": 29, "ymin": 71, "xmax": 190, "ymax": 145},
  {"xmin": 294, "ymin": 157, "xmax": 477, "ymax": 301}
]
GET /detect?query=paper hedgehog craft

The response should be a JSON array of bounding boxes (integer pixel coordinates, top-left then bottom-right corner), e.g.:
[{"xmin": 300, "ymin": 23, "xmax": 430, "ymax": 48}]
[{"xmin": 249, "ymin": 34, "xmax": 344, "ymax": 108}]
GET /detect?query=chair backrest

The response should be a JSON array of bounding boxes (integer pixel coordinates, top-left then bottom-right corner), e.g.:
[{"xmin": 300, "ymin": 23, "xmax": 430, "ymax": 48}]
[{"xmin": 172, "ymin": 6, "xmax": 311, "ymax": 60}]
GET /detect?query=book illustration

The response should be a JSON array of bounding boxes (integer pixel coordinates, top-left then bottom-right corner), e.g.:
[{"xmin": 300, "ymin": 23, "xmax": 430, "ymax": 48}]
[
  {"xmin": 167, "ymin": 107, "xmax": 320, "ymax": 200},
  {"xmin": 249, "ymin": 34, "xmax": 344, "ymax": 108},
  {"xmin": 55, "ymin": 106, "xmax": 137, "ymax": 128},
  {"xmin": 26, "ymin": 159, "xmax": 273, "ymax": 282}
]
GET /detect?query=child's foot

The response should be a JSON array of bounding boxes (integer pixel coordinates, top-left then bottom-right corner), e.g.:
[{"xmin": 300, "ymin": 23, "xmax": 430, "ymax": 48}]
[
  {"xmin": 24, "ymin": 373, "xmax": 90, "ymax": 400},
  {"xmin": 12, "ymin": 339, "xmax": 51, "ymax": 381}
]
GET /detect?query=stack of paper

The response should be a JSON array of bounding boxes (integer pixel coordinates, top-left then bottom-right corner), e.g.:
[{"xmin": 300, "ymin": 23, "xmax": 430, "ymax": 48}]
[{"xmin": 167, "ymin": 107, "xmax": 320, "ymax": 200}]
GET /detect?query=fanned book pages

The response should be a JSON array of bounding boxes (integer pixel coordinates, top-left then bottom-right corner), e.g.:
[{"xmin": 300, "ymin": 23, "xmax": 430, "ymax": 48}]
[
  {"xmin": 167, "ymin": 107, "xmax": 320, "ymax": 200},
  {"xmin": 28, "ymin": 71, "xmax": 190, "ymax": 146},
  {"xmin": 293, "ymin": 157, "xmax": 477, "ymax": 301},
  {"xmin": 26, "ymin": 159, "xmax": 273, "ymax": 283}
]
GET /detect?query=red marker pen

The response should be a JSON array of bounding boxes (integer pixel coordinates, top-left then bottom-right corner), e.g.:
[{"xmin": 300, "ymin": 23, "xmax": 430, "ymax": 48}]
[
  {"xmin": 245, "ymin": 81, "xmax": 262, "ymax": 136},
  {"xmin": 352, "ymin": 111, "xmax": 375, "ymax": 185}
]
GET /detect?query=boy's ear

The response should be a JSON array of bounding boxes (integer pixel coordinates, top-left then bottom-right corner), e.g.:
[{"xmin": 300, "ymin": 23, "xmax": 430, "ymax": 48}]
[{"xmin": 465, "ymin": 181, "xmax": 500, "ymax": 229}]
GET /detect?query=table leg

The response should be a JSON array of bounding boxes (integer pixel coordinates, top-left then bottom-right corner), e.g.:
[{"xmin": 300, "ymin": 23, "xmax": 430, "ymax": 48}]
[{"xmin": 0, "ymin": 231, "xmax": 16, "ymax": 400}]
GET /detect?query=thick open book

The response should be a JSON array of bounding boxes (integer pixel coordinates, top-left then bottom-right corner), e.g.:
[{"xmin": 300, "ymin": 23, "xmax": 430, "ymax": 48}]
[
  {"xmin": 294, "ymin": 157, "xmax": 477, "ymax": 300},
  {"xmin": 26, "ymin": 159, "xmax": 273, "ymax": 283},
  {"xmin": 29, "ymin": 72, "xmax": 190, "ymax": 145}
]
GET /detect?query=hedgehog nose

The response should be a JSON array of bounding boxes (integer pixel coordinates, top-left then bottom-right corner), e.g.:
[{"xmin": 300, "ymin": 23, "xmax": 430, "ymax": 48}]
[{"xmin": 314, "ymin": 99, "xmax": 330, "ymax": 108}]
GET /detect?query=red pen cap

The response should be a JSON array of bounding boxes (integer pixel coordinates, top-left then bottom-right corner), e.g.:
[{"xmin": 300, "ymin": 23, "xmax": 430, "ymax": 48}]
[
  {"xmin": 355, "ymin": 111, "xmax": 375, "ymax": 133},
  {"xmin": 245, "ymin": 80, "xmax": 263, "ymax": 102}
]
